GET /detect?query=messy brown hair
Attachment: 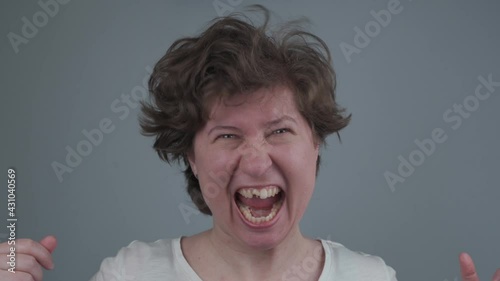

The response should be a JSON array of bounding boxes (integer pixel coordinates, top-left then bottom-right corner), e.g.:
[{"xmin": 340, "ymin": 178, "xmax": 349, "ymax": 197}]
[{"xmin": 140, "ymin": 5, "xmax": 351, "ymax": 215}]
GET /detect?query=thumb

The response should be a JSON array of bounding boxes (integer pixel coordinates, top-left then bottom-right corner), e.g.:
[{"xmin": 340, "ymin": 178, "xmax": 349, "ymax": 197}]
[
  {"xmin": 459, "ymin": 252, "xmax": 479, "ymax": 281},
  {"xmin": 39, "ymin": 235, "xmax": 58, "ymax": 254}
]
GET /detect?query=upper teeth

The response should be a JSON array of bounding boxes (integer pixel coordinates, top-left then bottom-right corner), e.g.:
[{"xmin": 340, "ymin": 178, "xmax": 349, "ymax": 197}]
[{"xmin": 237, "ymin": 187, "xmax": 281, "ymax": 199}]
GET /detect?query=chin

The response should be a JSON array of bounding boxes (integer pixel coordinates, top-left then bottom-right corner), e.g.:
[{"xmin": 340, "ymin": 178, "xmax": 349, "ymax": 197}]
[{"xmin": 238, "ymin": 230, "xmax": 288, "ymax": 250}]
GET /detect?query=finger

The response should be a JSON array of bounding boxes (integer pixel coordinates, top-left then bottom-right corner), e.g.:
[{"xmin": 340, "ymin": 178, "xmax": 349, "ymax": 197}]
[
  {"xmin": 459, "ymin": 252, "xmax": 480, "ymax": 281},
  {"xmin": 0, "ymin": 253, "xmax": 43, "ymax": 281},
  {"xmin": 492, "ymin": 268, "xmax": 500, "ymax": 281},
  {"xmin": 15, "ymin": 253, "xmax": 44, "ymax": 281},
  {"xmin": 39, "ymin": 235, "xmax": 57, "ymax": 254},
  {"xmin": 0, "ymin": 239, "xmax": 54, "ymax": 270},
  {"xmin": 0, "ymin": 269, "xmax": 37, "ymax": 281}
]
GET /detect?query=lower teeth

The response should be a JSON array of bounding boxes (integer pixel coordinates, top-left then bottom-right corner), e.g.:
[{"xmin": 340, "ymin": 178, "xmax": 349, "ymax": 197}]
[{"xmin": 237, "ymin": 200, "xmax": 283, "ymax": 224}]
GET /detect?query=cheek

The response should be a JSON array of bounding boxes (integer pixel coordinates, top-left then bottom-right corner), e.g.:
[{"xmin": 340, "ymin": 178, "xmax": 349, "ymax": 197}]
[
  {"xmin": 281, "ymin": 145, "xmax": 318, "ymax": 197},
  {"xmin": 283, "ymin": 144, "xmax": 318, "ymax": 174},
  {"xmin": 198, "ymin": 153, "xmax": 235, "ymax": 206}
]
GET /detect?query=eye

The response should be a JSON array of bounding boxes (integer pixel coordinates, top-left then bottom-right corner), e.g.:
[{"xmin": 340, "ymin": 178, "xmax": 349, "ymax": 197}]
[
  {"xmin": 217, "ymin": 134, "xmax": 237, "ymax": 140},
  {"xmin": 273, "ymin": 128, "xmax": 290, "ymax": 135}
]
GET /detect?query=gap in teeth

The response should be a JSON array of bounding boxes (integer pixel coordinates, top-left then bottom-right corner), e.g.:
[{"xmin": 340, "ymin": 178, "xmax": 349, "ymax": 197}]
[{"xmin": 237, "ymin": 186, "xmax": 281, "ymax": 199}]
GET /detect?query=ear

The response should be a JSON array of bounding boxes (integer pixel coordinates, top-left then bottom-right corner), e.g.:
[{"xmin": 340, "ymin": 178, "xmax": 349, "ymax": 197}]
[{"xmin": 187, "ymin": 150, "xmax": 197, "ymax": 176}]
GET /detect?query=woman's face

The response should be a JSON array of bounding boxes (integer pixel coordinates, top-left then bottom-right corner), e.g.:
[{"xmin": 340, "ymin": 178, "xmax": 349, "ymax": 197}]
[{"xmin": 188, "ymin": 85, "xmax": 320, "ymax": 249}]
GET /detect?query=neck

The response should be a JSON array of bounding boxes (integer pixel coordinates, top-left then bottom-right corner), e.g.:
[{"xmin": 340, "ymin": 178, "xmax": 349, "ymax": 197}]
[{"xmin": 204, "ymin": 226, "xmax": 317, "ymax": 280}]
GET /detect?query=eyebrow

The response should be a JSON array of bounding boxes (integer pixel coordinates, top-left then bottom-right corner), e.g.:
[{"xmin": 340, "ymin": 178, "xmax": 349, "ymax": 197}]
[
  {"xmin": 264, "ymin": 115, "xmax": 297, "ymax": 127},
  {"xmin": 208, "ymin": 125, "xmax": 241, "ymax": 136},
  {"xmin": 207, "ymin": 116, "xmax": 297, "ymax": 135}
]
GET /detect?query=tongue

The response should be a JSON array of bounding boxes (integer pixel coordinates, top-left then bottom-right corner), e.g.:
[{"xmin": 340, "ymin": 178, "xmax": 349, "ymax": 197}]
[{"xmin": 236, "ymin": 193, "xmax": 280, "ymax": 209}]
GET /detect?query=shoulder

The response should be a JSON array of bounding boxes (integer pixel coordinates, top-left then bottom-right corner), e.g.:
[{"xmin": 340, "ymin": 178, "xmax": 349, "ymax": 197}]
[
  {"xmin": 321, "ymin": 240, "xmax": 397, "ymax": 281},
  {"xmin": 89, "ymin": 238, "xmax": 178, "ymax": 281}
]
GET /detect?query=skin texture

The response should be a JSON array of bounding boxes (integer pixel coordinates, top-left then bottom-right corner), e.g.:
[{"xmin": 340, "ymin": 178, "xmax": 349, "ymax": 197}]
[
  {"xmin": 183, "ymin": 86, "xmax": 324, "ymax": 280},
  {"xmin": 0, "ymin": 235, "xmax": 56, "ymax": 281},
  {"xmin": 0, "ymin": 90, "xmax": 497, "ymax": 280},
  {"xmin": 188, "ymin": 85, "xmax": 320, "ymax": 251},
  {"xmin": 0, "ymin": 235, "xmax": 498, "ymax": 280}
]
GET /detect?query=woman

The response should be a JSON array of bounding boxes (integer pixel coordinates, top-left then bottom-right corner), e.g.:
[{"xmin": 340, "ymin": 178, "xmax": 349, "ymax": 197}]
[
  {"xmin": 1, "ymin": 5, "xmax": 498, "ymax": 281},
  {"xmin": 88, "ymin": 7, "xmax": 395, "ymax": 279}
]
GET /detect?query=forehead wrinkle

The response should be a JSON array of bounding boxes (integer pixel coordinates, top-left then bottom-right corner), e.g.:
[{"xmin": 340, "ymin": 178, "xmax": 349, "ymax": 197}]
[{"xmin": 205, "ymin": 86, "xmax": 299, "ymax": 131}]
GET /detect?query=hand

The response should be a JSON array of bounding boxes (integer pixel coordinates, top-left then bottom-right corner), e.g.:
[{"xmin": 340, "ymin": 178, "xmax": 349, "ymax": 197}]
[
  {"xmin": 459, "ymin": 252, "xmax": 500, "ymax": 281},
  {"xmin": 0, "ymin": 235, "xmax": 57, "ymax": 281}
]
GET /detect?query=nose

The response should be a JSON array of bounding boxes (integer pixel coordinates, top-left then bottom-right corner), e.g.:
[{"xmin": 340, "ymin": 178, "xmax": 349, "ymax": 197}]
[{"xmin": 236, "ymin": 140, "xmax": 272, "ymax": 178}]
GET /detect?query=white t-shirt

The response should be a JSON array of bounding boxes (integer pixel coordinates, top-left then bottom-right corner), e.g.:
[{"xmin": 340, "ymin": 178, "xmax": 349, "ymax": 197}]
[{"xmin": 89, "ymin": 237, "xmax": 397, "ymax": 281}]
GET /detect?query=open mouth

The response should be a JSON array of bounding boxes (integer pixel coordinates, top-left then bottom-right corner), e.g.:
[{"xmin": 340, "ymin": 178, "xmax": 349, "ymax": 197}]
[{"xmin": 234, "ymin": 186, "xmax": 284, "ymax": 224}]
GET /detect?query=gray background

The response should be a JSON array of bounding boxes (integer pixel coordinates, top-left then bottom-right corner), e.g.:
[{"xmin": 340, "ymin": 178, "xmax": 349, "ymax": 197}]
[{"xmin": 1, "ymin": 0, "xmax": 499, "ymax": 280}]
